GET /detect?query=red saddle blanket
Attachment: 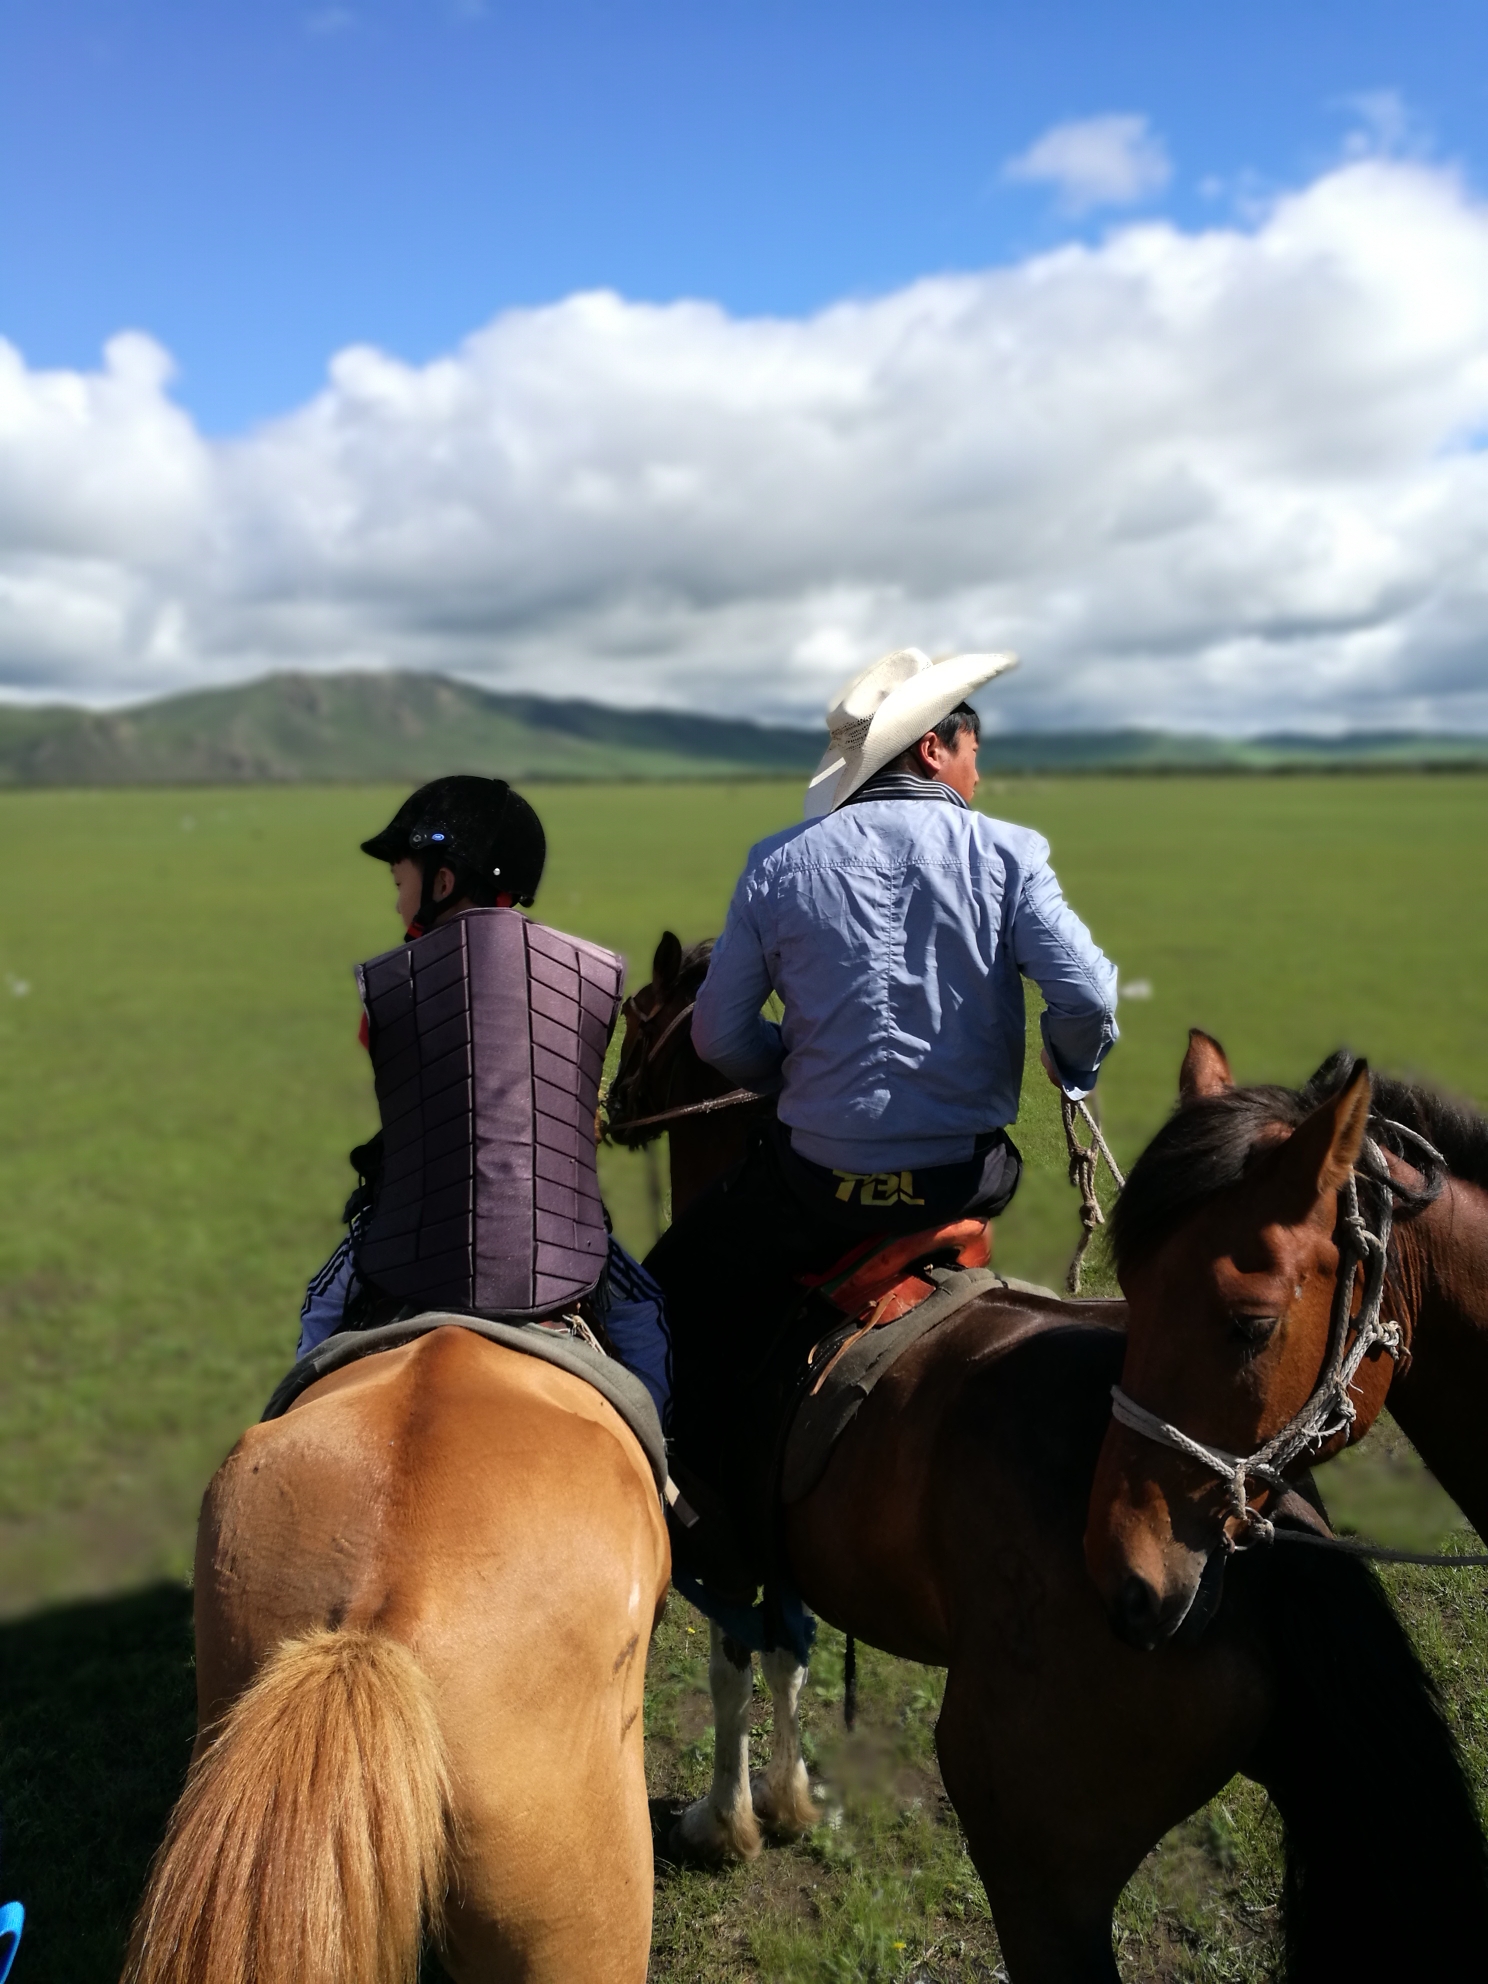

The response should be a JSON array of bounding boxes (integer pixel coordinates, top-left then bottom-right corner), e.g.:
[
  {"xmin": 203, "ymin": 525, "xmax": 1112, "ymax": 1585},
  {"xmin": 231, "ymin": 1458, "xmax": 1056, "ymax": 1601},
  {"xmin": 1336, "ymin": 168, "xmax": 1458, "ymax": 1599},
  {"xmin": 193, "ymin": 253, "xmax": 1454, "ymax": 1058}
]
[{"xmin": 798, "ymin": 1219, "xmax": 992, "ymax": 1327}]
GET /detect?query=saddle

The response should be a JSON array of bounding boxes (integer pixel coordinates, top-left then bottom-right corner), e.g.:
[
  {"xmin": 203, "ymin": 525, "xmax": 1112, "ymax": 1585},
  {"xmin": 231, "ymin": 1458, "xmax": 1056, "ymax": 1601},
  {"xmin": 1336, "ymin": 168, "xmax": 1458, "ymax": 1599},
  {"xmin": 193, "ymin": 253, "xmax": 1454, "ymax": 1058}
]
[
  {"xmin": 263, "ymin": 1311, "xmax": 668, "ymax": 1494},
  {"xmin": 800, "ymin": 1218, "xmax": 992, "ymax": 1325}
]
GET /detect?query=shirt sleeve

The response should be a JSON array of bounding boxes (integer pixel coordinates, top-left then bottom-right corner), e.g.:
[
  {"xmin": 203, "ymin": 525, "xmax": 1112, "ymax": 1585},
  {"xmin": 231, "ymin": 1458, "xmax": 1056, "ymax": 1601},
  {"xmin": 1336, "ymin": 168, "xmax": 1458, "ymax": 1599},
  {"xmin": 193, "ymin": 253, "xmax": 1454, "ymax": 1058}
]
[
  {"xmin": 1009, "ymin": 845, "xmax": 1120, "ymax": 1098},
  {"xmin": 691, "ymin": 861, "xmax": 786, "ymax": 1087}
]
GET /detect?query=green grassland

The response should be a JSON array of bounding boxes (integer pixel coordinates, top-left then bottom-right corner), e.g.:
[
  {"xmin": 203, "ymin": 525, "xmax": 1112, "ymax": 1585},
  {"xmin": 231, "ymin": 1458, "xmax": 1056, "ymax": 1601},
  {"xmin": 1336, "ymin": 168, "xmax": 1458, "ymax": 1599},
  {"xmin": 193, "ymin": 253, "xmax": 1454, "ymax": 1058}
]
[{"xmin": 0, "ymin": 773, "xmax": 1486, "ymax": 1978}]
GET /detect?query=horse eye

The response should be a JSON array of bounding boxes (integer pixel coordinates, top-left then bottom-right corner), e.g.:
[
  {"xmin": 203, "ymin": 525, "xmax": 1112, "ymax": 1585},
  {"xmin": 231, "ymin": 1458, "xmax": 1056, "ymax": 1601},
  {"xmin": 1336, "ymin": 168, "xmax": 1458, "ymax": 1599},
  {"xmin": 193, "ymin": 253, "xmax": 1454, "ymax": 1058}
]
[{"xmin": 1229, "ymin": 1313, "xmax": 1279, "ymax": 1347}]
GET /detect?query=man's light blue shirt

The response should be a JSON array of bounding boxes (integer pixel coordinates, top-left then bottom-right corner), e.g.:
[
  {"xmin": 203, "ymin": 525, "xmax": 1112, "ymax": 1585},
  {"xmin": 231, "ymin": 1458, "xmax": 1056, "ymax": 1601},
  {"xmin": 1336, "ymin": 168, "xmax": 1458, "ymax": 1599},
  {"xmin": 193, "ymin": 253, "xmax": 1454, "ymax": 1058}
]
[{"xmin": 692, "ymin": 792, "xmax": 1119, "ymax": 1172}]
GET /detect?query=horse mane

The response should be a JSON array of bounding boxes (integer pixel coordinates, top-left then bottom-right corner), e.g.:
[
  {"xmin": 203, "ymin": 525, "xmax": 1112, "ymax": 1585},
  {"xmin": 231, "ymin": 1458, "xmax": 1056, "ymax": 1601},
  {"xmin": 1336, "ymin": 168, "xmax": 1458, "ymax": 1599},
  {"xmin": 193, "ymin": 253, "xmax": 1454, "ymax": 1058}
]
[
  {"xmin": 1108, "ymin": 1082, "xmax": 1318, "ymax": 1277},
  {"xmin": 1110, "ymin": 1048, "xmax": 1488, "ymax": 1276},
  {"xmin": 674, "ymin": 937, "xmax": 715, "ymax": 988},
  {"xmin": 1365, "ymin": 1070, "xmax": 1488, "ymax": 1192}
]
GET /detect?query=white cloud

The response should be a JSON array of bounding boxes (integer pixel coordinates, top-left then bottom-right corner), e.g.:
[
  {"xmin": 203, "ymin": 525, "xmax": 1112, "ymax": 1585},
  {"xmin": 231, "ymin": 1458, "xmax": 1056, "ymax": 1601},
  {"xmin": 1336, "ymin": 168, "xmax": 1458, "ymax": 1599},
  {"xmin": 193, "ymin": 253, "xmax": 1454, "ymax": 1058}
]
[
  {"xmin": 3, "ymin": 156, "xmax": 1488, "ymax": 732},
  {"xmin": 1342, "ymin": 90, "xmax": 1416, "ymax": 159},
  {"xmin": 1004, "ymin": 114, "xmax": 1172, "ymax": 213}
]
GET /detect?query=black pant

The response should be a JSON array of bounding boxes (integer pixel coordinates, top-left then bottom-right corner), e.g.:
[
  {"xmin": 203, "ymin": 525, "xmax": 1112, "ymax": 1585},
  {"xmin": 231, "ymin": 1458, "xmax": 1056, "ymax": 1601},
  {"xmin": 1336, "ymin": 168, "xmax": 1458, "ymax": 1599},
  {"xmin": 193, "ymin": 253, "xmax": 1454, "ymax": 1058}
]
[{"xmin": 646, "ymin": 1123, "xmax": 1021, "ymax": 1498}]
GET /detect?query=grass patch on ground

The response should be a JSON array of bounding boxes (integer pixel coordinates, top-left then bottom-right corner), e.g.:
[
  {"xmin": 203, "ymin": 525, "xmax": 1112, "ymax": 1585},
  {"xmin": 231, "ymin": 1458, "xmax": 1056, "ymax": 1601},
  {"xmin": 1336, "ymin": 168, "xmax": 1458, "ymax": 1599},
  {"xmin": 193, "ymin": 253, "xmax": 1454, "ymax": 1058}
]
[{"xmin": 0, "ymin": 773, "xmax": 1484, "ymax": 1975}]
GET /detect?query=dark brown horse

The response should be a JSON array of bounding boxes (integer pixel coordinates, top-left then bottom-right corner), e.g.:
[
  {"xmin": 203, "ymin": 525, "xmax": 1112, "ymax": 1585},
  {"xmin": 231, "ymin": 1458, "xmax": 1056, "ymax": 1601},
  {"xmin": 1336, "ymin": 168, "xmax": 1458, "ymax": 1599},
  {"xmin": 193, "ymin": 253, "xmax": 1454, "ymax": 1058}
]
[
  {"xmin": 1086, "ymin": 1029, "xmax": 1488, "ymax": 1654},
  {"xmin": 610, "ymin": 943, "xmax": 1488, "ymax": 1982}
]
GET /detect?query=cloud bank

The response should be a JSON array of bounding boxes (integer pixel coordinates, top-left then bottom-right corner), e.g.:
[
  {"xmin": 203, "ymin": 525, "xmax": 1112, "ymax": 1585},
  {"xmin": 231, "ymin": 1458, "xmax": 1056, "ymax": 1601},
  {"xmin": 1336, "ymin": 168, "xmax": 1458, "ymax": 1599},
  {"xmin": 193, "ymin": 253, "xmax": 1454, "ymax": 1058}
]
[{"xmin": 3, "ymin": 155, "xmax": 1488, "ymax": 732}]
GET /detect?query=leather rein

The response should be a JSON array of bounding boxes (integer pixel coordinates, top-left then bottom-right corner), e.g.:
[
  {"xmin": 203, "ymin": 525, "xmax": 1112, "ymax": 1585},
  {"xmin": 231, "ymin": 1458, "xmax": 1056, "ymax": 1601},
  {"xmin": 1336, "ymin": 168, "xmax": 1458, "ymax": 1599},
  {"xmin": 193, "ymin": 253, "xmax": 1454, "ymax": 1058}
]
[
  {"xmin": 604, "ymin": 989, "xmax": 770, "ymax": 1135},
  {"xmin": 1109, "ymin": 1115, "xmax": 1454, "ymax": 1553}
]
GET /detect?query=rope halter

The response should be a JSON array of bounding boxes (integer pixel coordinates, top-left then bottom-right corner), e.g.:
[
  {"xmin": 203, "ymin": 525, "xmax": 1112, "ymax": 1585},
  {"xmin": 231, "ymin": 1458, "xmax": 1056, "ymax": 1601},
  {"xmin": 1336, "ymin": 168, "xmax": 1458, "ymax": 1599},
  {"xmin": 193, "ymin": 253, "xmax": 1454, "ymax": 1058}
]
[
  {"xmin": 1108, "ymin": 1118, "xmax": 1445, "ymax": 1549},
  {"xmin": 603, "ymin": 984, "xmax": 768, "ymax": 1139}
]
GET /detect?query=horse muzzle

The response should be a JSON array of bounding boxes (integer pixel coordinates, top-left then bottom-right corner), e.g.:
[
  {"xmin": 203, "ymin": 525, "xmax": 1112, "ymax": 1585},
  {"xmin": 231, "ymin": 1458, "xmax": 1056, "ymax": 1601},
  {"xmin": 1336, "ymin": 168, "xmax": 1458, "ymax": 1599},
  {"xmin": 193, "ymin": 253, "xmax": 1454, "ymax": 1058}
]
[
  {"xmin": 1085, "ymin": 1434, "xmax": 1229, "ymax": 1650},
  {"xmin": 1099, "ymin": 1536, "xmax": 1220, "ymax": 1651}
]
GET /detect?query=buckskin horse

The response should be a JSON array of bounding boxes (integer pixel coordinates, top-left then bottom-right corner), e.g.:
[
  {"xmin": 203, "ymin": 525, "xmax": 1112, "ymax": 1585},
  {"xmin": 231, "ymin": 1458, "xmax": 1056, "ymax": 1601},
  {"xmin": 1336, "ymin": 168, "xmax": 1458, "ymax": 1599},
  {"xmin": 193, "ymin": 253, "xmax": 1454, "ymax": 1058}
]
[
  {"xmin": 1085, "ymin": 1028, "xmax": 1488, "ymax": 1647},
  {"xmin": 124, "ymin": 1329, "xmax": 669, "ymax": 1984},
  {"xmin": 608, "ymin": 938, "xmax": 1488, "ymax": 1982}
]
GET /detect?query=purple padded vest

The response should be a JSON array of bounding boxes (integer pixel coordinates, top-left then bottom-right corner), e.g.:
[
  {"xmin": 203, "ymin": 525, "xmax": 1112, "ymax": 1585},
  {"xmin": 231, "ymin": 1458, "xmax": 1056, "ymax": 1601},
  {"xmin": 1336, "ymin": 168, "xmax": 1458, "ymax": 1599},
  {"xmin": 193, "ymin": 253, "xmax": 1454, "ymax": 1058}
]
[{"xmin": 353, "ymin": 908, "xmax": 625, "ymax": 1318}]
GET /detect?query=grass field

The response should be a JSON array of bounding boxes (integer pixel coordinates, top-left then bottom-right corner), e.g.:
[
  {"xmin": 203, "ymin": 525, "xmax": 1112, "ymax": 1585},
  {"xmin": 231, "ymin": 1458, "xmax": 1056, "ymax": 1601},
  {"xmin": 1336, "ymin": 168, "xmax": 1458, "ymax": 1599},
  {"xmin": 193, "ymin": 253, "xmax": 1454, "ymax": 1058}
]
[{"xmin": 0, "ymin": 772, "xmax": 1485, "ymax": 1977}]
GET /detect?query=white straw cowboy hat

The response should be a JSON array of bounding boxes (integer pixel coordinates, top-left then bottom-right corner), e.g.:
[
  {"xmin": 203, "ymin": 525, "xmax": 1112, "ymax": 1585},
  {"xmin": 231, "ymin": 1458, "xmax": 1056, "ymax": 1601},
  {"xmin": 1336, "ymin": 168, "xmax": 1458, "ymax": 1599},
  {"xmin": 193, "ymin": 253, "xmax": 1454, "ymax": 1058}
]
[{"xmin": 803, "ymin": 647, "xmax": 1019, "ymax": 817}]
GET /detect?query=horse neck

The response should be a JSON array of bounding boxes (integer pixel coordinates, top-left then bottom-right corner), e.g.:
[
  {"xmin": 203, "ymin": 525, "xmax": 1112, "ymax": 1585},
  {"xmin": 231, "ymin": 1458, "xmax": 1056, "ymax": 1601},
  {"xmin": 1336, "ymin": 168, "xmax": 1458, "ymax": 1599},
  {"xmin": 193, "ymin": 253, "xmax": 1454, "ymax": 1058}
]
[
  {"xmin": 1384, "ymin": 1175, "xmax": 1488, "ymax": 1536},
  {"xmin": 667, "ymin": 1111, "xmax": 758, "ymax": 1219},
  {"xmin": 649, "ymin": 1027, "xmax": 761, "ymax": 1218}
]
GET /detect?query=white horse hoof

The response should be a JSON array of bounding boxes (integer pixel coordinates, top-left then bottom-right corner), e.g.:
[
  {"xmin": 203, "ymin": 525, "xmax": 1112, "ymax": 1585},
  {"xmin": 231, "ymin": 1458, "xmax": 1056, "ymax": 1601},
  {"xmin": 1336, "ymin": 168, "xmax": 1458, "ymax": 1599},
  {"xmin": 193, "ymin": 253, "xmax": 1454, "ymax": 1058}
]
[
  {"xmin": 672, "ymin": 1793, "xmax": 762, "ymax": 1864},
  {"xmin": 751, "ymin": 1767, "xmax": 821, "ymax": 1838}
]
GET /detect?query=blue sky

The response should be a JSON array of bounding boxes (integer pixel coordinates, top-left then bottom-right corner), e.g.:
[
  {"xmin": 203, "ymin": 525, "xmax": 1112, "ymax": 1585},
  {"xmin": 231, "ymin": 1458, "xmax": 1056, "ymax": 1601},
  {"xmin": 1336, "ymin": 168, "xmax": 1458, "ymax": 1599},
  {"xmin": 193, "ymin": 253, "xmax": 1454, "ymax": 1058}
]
[
  {"xmin": 4, "ymin": 2, "xmax": 1488, "ymax": 727},
  {"xmin": 5, "ymin": 0, "xmax": 1486, "ymax": 431}
]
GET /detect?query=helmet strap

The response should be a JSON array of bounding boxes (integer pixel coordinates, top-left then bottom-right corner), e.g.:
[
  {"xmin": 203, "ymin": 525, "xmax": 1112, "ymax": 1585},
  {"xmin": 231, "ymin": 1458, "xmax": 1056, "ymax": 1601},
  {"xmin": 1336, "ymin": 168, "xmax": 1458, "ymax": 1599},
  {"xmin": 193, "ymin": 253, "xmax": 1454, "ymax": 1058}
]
[
  {"xmin": 412, "ymin": 862, "xmax": 516, "ymax": 937},
  {"xmin": 415, "ymin": 855, "xmax": 460, "ymax": 934}
]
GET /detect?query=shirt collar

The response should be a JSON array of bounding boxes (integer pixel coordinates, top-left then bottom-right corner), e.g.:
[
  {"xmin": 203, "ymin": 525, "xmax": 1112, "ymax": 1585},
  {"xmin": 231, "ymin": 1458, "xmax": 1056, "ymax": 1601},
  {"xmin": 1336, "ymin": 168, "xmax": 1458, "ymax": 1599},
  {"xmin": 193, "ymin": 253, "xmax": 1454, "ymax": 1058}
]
[{"xmin": 839, "ymin": 767, "xmax": 970, "ymax": 810}]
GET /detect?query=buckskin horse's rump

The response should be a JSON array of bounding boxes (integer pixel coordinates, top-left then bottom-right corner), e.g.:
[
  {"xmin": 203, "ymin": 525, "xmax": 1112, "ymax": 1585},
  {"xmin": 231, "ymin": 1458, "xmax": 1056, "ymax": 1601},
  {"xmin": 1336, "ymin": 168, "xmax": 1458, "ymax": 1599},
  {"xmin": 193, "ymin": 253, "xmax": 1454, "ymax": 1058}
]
[{"xmin": 262, "ymin": 1309, "xmax": 668, "ymax": 1493}]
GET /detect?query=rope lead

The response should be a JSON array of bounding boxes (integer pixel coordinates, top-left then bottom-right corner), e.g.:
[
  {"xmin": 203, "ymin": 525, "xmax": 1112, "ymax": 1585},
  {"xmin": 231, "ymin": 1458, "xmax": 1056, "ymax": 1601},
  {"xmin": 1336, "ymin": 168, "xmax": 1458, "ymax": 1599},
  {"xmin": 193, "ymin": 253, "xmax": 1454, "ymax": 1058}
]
[{"xmin": 1062, "ymin": 1095, "xmax": 1126, "ymax": 1295}]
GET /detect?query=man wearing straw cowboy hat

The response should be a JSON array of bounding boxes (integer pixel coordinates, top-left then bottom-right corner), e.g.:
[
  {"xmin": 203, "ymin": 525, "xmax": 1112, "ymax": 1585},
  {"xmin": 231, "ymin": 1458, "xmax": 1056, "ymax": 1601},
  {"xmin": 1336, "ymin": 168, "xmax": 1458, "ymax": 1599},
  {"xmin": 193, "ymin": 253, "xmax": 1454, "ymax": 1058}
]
[
  {"xmin": 693, "ymin": 645, "xmax": 1118, "ymax": 1224},
  {"xmin": 647, "ymin": 644, "xmax": 1118, "ymax": 1467}
]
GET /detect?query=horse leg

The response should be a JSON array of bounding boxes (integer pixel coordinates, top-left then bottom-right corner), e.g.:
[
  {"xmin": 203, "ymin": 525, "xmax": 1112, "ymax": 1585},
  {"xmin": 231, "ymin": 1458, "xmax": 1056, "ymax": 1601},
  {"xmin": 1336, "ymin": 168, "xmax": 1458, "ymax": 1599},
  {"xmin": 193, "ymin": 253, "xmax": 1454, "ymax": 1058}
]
[
  {"xmin": 439, "ymin": 1739, "xmax": 656, "ymax": 1984},
  {"xmin": 673, "ymin": 1623, "xmax": 763, "ymax": 1861},
  {"xmin": 934, "ymin": 1658, "xmax": 1122, "ymax": 1984},
  {"xmin": 932, "ymin": 1583, "xmax": 1273, "ymax": 1984},
  {"xmin": 751, "ymin": 1645, "xmax": 820, "ymax": 1837}
]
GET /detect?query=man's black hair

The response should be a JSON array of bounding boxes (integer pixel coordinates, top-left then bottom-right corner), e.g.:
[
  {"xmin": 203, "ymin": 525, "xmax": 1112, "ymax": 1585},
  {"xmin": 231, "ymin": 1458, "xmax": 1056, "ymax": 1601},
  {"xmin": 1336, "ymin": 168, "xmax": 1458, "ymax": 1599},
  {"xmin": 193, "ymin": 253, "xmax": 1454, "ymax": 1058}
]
[
  {"xmin": 932, "ymin": 701, "xmax": 981, "ymax": 748},
  {"xmin": 893, "ymin": 700, "xmax": 981, "ymax": 774}
]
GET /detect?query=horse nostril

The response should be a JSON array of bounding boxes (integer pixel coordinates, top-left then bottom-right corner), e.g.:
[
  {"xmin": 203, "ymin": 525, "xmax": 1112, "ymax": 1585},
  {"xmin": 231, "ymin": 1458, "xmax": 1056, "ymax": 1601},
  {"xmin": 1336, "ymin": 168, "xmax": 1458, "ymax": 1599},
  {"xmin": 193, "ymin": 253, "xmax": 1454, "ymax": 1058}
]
[{"xmin": 1116, "ymin": 1573, "xmax": 1163, "ymax": 1649}]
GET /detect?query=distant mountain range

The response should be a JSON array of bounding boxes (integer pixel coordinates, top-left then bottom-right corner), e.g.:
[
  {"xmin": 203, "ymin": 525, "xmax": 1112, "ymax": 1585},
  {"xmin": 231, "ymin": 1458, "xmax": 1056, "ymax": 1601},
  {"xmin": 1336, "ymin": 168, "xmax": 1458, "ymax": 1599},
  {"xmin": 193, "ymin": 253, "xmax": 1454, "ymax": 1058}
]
[
  {"xmin": 977, "ymin": 728, "xmax": 1488, "ymax": 772},
  {"xmin": 0, "ymin": 672, "xmax": 1483, "ymax": 786}
]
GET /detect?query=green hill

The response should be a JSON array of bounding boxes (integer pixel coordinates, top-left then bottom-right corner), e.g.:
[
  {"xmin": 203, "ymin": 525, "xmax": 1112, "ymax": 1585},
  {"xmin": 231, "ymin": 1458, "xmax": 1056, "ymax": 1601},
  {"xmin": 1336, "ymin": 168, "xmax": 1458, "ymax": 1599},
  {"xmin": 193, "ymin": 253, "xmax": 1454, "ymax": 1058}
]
[
  {"xmin": 0, "ymin": 671, "xmax": 1483, "ymax": 785},
  {"xmin": 0, "ymin": 672, "xmax": 822, "ymax": 786}
]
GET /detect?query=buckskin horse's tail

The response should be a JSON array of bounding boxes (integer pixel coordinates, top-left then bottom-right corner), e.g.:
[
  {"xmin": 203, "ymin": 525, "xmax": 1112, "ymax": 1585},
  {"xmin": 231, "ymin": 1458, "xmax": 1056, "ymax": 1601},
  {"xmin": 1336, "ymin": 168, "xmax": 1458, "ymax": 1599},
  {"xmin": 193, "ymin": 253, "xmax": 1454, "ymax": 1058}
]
[
  {"xmin": 123, "ymin": 1628, "xmax": 451, "ymax": 1984},
  {"xmin": 1239, "ymin": 1536, "xmax": 1488, "ymax": 1981}
]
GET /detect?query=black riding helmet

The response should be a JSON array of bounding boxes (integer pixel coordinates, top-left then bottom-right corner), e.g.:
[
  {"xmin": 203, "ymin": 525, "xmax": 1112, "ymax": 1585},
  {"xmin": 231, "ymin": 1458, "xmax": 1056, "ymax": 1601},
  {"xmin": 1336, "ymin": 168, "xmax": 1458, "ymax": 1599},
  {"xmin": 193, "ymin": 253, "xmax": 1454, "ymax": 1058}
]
[{"xmin": 361, "ymin": 776, "xmax": 546, "ymax": 930}]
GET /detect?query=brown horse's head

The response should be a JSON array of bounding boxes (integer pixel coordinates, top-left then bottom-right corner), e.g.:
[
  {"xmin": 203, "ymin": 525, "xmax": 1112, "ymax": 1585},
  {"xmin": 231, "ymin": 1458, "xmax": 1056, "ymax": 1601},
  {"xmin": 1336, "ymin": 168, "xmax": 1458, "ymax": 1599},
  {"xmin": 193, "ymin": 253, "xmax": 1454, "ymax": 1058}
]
[
  {"xmin": 604, "ymin": 930, "xmax": 720, "ymax": 1145},
  {"xmin": 1084, "ymin": 1030, "xmax": 1383, "ymax": 1649}
]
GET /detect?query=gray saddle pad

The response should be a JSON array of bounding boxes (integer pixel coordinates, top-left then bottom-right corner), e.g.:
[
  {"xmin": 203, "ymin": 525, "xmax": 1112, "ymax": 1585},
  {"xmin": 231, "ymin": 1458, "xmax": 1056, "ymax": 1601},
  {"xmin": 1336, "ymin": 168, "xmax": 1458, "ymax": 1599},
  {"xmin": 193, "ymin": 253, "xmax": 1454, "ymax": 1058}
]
[
  {"xmin": 781, "ymin": 1267, "xmax": 1062, "ymax": 1505},
  {"xmin": 262, "ymin": 1312, "xmax": 667, "ymax": 1495}
]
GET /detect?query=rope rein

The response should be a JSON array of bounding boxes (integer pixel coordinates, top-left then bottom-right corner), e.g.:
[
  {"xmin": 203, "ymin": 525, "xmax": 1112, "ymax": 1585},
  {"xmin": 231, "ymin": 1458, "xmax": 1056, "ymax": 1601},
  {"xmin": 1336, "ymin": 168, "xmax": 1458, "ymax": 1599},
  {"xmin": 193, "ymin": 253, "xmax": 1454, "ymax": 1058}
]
[
  {"xmin": 1062, "ymin": 1096, "xmax": 1126, "ymax": 1295},
  {"xmin": 608, "ymin": 1086, "xmax": 772, "ymax": 1133},
  {"xmin": 1269, "ymin": 1530, "xmax": 1488, "ymax": 1570},
  {"xmin": 1109, "ymin": 1116, "xmax": 1447, "ymax": 1550}
]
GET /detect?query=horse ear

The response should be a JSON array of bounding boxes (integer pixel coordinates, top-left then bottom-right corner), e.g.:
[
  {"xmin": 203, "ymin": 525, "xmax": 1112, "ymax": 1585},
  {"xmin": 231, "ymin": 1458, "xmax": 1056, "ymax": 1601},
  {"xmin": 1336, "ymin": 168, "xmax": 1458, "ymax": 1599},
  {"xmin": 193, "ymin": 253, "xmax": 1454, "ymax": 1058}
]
[
  {"xmin": 652, "ymin": 931, "xmax": 683, "ymax": 990},
  {"xmin": 1278, "ymin": 1062, "xmax": 1373, "ymax": 1201},
  {"xmin": 1179, "ymin": 1029, "xmax": 1233, "ymax": 1105}
]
